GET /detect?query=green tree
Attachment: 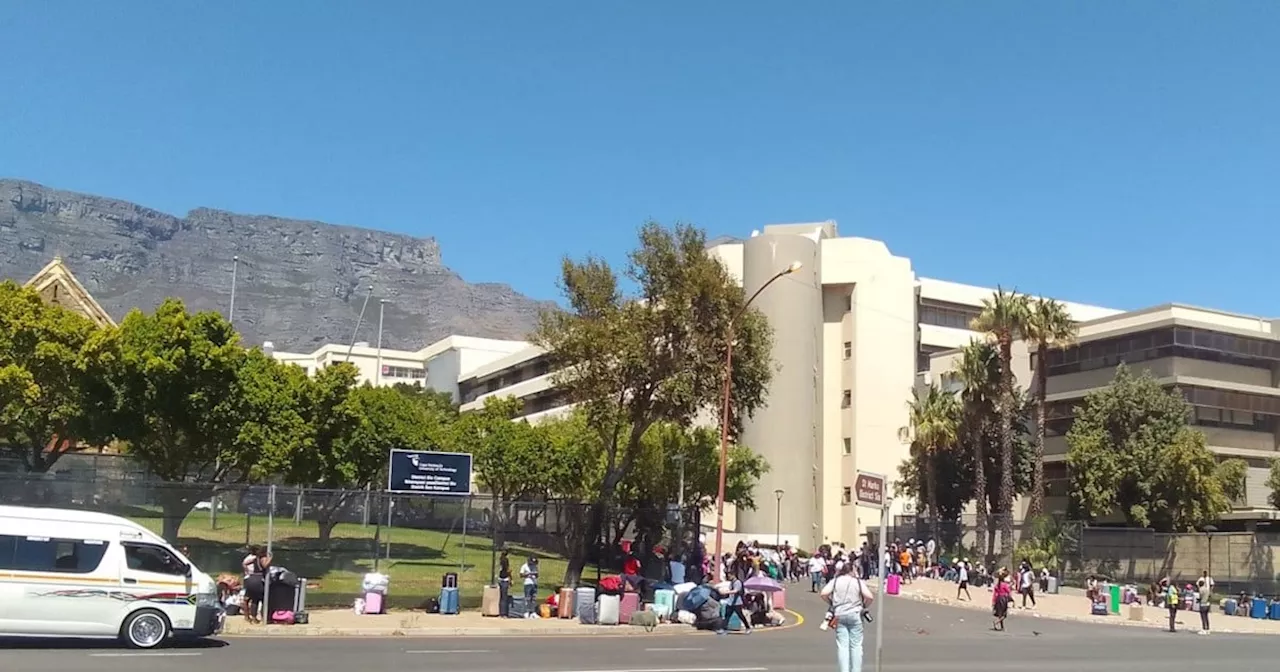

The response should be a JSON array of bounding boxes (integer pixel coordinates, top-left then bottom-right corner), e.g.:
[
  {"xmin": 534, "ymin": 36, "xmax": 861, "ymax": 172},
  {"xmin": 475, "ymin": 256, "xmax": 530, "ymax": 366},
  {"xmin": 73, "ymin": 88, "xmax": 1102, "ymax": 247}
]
[
  {"xmin": 1266, "ymin": 459, "xmax": 1280, "ymax": 509},
  {"xmin": 970, "ymin": 287, "xmax": 1030, "ymax": 559},
  {"xmin": 392, "ymin": 383, "xmax": 460, "ymax": 420},
  {"xmin": 1066, "ymin": 365, "xmax": 1231, "ymax": 531},
  {"xmin": 461, "ymin": 395, "xmax": 561, "ymax": 551},
  {"xmin": 0, "ymin": 280, "xmax": 114, "ymax": 473},
  {"xmin": 532, "ymin": 222, "xmax": 774, "ymax": 584},
  {"xmin": 956, "ymin": 339, "xmax": 1000, "ymax": 558},
  {"xmin": 1215, "ymin": 458, "xmax": 1248, "ymax": 504},
  {"xmin": 903, "ymin": 384, "xmax": 960, "ymax": 545},
  {"xmin": 105, "ymin": 299, "xmax": 304, "ymax": 541},
  {"xmin": 614, "ymin": 422, "xmax": 768, "ymax": 551},
  {"xmin": 1023, "ymin": 297, "xmax": 1077, "ymax": 518}
]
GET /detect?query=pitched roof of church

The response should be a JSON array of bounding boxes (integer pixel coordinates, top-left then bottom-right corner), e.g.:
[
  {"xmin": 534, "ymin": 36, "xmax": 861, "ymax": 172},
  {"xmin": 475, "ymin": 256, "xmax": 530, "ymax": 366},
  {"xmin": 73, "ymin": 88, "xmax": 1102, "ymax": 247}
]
[{"xmin": 24, "ymin": 257, "xmax": 117, "ymax": 328}]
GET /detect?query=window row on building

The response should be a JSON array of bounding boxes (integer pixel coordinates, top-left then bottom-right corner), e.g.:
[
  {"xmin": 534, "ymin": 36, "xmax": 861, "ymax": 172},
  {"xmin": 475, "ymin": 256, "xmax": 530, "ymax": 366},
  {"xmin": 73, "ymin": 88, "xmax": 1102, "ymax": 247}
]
[
  {"xmin": 918, "ymin": 300, "xmax": 984, "ymax": 331},
  {"xmin": 1046, "ymin": 327, "xmax": 1280, "ymax": 376},
  {"xmin": 381, "ymin": 365, "xmax": 426, "ymax": 380}
]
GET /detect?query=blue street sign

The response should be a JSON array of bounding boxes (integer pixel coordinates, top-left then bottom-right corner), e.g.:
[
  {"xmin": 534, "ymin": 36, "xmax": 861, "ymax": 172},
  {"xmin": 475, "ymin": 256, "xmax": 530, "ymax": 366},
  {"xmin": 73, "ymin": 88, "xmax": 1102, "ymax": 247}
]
[{"xmin": 387, "ymin": 449, "xmax": 473, "ymax": 496}]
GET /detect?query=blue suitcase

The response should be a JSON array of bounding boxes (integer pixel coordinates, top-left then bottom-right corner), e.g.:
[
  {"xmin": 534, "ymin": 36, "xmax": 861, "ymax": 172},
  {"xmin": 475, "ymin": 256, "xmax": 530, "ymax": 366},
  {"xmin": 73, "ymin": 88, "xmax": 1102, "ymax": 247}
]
[
  {"xmin": 1224, "ymin": 598, "xmax": 1237, "ymax": 616},
  {"xmin": 439, "ymin": 586, "xmax": 460, "ymax": 615},
  {"xmin": 1251, "ymin": 597, "xmax": 1268, "ymax": 619}
]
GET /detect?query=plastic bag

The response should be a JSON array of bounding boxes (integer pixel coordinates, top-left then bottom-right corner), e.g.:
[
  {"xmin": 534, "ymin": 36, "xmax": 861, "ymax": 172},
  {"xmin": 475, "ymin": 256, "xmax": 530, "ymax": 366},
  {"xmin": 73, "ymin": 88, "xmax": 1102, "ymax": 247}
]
[{"xmin": 362, "ymin": 572, "xmax": 390, "ymax": 593}]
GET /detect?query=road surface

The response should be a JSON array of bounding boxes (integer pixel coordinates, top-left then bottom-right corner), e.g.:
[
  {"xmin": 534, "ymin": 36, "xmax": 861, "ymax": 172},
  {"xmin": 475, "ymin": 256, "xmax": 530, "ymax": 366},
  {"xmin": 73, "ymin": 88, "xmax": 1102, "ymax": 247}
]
[{"xmin": 3, "ymin": 591, "xmax": 1273, "ymax": 671}]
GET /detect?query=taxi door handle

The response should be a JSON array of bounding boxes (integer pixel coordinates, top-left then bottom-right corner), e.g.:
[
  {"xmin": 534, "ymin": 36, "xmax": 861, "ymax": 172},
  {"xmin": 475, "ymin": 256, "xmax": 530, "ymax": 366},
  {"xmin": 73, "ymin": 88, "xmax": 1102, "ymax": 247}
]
[{"xmin": 123, "ymin": 578, "xmax": 138, "ymax": 585}]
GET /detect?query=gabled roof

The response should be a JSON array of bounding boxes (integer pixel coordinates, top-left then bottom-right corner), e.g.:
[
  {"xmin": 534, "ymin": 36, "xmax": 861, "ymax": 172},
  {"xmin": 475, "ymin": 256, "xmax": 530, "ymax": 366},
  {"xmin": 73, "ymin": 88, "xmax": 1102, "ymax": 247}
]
[{"xmin": 24, "ymin": 257, "xmax": 117, "ymax": 327}]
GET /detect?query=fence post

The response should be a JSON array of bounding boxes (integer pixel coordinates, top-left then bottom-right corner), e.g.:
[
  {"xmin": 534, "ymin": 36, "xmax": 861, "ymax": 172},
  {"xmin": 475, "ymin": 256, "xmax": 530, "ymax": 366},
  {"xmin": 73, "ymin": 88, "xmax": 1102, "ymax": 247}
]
[
  {"xmin": 489, "ymin": 498, "xmax": 498, "ymax": 585},
  {"xmin": 460, "ymin": 496, "xmax": 469, "ymax": 579},
  {"xmin": 264, "ymin": 484, "xmax": 276, "ymax": 622},
  {"xmin": 385, "ymin": 494, "xmax": 394, "ymax": 560}
]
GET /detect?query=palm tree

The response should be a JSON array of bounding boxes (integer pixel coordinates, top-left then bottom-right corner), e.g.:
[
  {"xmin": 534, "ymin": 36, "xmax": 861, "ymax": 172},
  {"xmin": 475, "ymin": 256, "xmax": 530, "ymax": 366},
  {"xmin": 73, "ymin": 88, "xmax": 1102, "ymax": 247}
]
[
  {"xmin": 906, "ymin": 384, "xmax": 960, "ymax": 545},
  {"xmin": 1023, "ymin": 298, "xmax": 1078, "ymax": 518},
  {"xmin": 970, "ymin": 287, "xmax": 1029, "ymax": 563},
  {"xmin": 955, "ymin": 340, "xmax": 1000, "ymax": 560}
]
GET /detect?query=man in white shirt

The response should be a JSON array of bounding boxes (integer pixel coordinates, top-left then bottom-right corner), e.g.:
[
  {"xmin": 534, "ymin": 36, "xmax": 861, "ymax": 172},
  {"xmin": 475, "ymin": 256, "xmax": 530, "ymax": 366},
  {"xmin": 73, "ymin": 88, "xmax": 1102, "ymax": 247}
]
[
  {"xmin": 519, "ymin": 556, "xmax": 539, "ymax": 618},
  {"xmin": 808, "ymin": 554, "xmax": 826, "ymax": 593}
]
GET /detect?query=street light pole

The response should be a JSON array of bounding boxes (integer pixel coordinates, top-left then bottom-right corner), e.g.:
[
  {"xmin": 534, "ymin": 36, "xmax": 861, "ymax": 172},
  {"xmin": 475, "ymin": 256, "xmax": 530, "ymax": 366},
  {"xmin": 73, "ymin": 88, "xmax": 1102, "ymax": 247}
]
[
  {"xmin": 375, "ymin": 299, "xmax": 388, "ymax": 386},
  {"xmin": 213, "ymin": 255, "xmax": 239, "ymax": 530},
  {"xmin": 713, "ymin": 260, "xmax": 803, "ymax": 582},
  {"xmin": 774, "ymin": 489, "xmax": 785, "ymax": 548},
  {"xmin": 345, "ymin": 285, "xmax": 375, "ymax": 362}
]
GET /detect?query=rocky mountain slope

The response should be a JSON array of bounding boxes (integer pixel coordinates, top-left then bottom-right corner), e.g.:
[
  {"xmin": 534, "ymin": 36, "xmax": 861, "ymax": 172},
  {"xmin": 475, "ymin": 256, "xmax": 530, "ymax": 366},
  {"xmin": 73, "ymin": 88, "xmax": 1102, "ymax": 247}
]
[{"xmin": 0, "ymin": 179, "xmax": 551, "ymax": 351}]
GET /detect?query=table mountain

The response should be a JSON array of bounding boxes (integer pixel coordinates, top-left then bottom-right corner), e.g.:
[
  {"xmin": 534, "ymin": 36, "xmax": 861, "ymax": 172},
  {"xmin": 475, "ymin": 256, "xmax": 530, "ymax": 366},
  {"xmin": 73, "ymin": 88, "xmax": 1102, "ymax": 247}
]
[{"xmin": 0, "ymin": 179, "xmax": 552, "ymax": 351}]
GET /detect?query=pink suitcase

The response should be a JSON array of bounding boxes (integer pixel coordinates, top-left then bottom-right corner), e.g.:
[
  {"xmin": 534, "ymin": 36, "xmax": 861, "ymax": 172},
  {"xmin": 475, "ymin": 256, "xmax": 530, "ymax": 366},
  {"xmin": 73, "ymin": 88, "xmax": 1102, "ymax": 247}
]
[
  {"xmin": 620, "ymin": 592, "xmax": 639, "ymax": 623},
  {"xmin": 364, "ymin": 591, "xmax": 384, "ymax": 615},
  {"xmin": 886, "ymin": 574, "xmax": 901, "ymax": 595},
  {"xmin": 772, "ymin": 588, "xmax": 787, "ymax": 611}
]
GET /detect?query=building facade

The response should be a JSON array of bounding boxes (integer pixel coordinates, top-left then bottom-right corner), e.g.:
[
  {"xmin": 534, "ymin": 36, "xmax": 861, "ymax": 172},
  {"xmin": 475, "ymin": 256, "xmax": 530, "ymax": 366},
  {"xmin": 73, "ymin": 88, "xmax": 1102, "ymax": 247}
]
[
  {"xmin": 703, "ymin": 223, "xmax": 1117, "ymax": 549},
  {"xmin": 1040, "ymin": 305, "xmax": 1280, "ymax": 525},
  {"xmin": 269, "ymin": 336, "xmax": 529, "ymax": 402}
]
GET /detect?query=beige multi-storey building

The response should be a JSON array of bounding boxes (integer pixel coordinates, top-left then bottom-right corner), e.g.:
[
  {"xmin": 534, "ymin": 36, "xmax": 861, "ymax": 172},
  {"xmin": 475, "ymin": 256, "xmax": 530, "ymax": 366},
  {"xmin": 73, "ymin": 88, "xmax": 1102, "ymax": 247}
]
[
  {"xmin": 1041, "ymin": 305, "xmax": 1280, "ymax": 525},
  {"xmin": 700, "ymin": 222, "xmax": 1117, "ymax": 549},
  {"xmin": 926, "ymin": 303, "xmax": 1280, "ymax": 527}
]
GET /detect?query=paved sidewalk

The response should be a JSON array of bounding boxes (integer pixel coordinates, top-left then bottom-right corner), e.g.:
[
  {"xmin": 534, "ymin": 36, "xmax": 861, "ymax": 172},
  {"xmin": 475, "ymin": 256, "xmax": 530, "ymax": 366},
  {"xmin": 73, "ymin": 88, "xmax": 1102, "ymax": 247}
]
[
  {"xmin": 889, "ymin": 577, "xmax": 1280, "ymax": 635},
  {"xmin": 222, "ymin": 609, "xmax": 688, "ymax": 637}
]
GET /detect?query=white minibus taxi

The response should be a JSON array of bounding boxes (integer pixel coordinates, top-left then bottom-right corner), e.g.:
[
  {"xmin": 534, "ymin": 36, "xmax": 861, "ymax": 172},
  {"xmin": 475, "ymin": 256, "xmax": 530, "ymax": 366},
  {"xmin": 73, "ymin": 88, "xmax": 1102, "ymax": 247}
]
[{"xmin": 0, "ymin": 505, "xmax": 223, "ymax": 648}]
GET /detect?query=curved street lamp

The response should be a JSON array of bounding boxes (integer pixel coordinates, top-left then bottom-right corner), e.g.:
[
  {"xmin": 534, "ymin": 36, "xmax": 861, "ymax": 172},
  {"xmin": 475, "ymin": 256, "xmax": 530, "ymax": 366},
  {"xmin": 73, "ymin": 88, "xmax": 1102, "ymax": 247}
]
[{"xmin": 713, "ymin": 260, "xmax": 803, "ymax": 582}]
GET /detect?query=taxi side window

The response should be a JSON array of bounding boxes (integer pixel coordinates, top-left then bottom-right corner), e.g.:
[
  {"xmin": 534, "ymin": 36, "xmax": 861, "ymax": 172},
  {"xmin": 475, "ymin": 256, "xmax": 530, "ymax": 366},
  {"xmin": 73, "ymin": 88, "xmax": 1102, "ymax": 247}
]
[
  {"xmin": 0, "ymin": 534, "xmax": 109, "ymax": 574},
  {"xmin": 123, "ymin": 543, "xmax": 187, "ymax": 576}
]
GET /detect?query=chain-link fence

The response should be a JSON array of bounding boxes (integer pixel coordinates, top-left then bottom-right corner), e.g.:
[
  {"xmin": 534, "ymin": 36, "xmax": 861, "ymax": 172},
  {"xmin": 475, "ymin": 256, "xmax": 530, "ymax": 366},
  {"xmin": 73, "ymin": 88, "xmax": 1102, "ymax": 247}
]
[{"xmin": 0, "ymin": 471, "xmax": 691, "ymax": 609}]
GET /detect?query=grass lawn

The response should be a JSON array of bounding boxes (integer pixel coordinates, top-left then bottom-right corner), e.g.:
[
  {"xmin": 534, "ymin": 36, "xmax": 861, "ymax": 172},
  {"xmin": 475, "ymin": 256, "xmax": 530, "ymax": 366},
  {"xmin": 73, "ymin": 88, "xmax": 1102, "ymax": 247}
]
[{"xmin": 124, "ymin": 509, "xmax": 591, "ymax": 609}]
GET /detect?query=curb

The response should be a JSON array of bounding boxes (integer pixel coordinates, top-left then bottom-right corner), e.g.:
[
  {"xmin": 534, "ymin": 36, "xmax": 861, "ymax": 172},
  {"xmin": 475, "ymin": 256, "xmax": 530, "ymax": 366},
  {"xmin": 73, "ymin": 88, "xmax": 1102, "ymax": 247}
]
[
  {"xmin": 220, "ymin": 609, "xmax": 806, "ymax": 638},
  {"xmin": 901, "ymin": 591, "xmax": 1276, "ymax": 636}
]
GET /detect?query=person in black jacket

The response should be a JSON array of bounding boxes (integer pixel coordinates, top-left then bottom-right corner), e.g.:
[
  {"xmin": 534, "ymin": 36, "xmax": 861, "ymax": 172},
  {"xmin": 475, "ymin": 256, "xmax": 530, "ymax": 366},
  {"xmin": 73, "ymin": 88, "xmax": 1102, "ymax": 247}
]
[{"xmin": 498, "ymin": 550, "xmax": 512, "ymax": 617}]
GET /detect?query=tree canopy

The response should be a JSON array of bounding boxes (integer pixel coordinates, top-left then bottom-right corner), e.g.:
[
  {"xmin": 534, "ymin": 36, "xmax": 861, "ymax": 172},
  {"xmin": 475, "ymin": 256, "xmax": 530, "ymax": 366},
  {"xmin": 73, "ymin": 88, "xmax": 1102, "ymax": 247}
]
[
  {"xmin": 0, "ymin": 280, "xmax": 114, "ymax": 472},
  {"xmin": 531, "ymin": 221, "xmax": 775, "ymax": 584},
  {"xmin": 1066, "ymin": 365, "xmax": 1235, "ymax": 531}
]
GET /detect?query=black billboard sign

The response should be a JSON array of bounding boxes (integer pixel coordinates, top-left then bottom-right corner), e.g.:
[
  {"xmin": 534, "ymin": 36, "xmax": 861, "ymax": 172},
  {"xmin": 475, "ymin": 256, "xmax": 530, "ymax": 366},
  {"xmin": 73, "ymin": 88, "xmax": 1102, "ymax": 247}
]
[{"xmin": 387, "ymin": 450, "xmax": 473, "ymax": 496}]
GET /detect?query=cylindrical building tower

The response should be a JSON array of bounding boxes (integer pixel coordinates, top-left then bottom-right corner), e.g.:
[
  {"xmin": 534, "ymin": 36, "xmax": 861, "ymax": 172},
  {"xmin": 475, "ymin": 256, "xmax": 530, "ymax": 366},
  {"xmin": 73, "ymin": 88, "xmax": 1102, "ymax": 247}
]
[{"xmin": 736, "ymin": 232, "xmax": 823, "ymax": 549}]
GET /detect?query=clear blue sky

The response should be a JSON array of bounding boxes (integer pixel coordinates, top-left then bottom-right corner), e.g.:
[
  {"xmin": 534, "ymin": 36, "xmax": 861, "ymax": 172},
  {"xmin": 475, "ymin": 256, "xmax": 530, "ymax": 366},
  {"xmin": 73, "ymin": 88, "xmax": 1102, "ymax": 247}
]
[{"xmin": 2, "ymin": 2, "xmax": 1277, "ymax": 313}]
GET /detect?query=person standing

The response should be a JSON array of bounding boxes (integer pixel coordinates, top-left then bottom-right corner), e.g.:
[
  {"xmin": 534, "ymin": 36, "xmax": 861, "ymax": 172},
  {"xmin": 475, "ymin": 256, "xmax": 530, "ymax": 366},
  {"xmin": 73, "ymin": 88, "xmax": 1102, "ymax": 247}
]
[
  {"xmin": 809, "ymin": 553, "xmax": 827, "ymax": 592},
  {"xmin": 821, "ymin": 560, "xmax": 874, "ymax": 672},
  {"xmin": 498, "ymin": 549, "xmax": 512, "ymax": 617},
  {"xmin": 1161, "ymin": 578, "xmax": 1179, "ymax": 633},
  {"xmin": 1019, "ymin": 562, "xmax": 1036, "ymax": 608},
  {"xmin": 519, "ymin": 556, "xmax": 539, "ymax": 619},
  {"xmin": 1196, "ymin": 574, "xmax": 1213, "ymax": 634}
]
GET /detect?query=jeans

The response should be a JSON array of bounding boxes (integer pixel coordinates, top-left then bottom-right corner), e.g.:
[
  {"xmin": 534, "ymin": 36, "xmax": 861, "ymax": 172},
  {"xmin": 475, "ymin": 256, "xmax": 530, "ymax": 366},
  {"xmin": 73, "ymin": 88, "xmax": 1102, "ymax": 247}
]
[
  {"xmin": 834, "ymin": 614, "xmax": 865, "ymax": 672},
  {"xmin": 1199, "ymin": 606, "xmax": 1210, "ymax": 631},
  {"xmin": 524, "ymin": 583, "xmax": 537, "ymax": 615},
  {"xmin": 498, "ymin": 579, "xmax": 511, "ymax": 617},
  {"xmin": 811, "ymin": 571, "xmax": 824, "ymax": 591}
]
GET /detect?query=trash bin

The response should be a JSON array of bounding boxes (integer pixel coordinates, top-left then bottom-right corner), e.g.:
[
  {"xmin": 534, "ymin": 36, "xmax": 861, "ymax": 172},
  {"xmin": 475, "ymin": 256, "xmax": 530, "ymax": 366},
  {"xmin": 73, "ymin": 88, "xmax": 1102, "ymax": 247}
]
[{"xmin": 1108, "ymin": 584, "xmax": 1121, "ymax": 614}]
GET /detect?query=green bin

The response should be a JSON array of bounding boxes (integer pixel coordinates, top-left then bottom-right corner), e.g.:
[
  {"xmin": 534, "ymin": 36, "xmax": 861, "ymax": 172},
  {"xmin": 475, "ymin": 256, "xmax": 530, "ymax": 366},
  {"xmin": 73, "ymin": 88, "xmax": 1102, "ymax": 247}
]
[{"xmin": 1108, "ymin": 584, "xmax": 1121, "ymax": 614}]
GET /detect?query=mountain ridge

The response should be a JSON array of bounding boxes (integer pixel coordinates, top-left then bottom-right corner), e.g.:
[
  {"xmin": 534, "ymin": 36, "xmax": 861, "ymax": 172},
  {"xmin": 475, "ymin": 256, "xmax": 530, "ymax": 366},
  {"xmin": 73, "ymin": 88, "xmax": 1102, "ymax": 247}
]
[{"xmin": 0, "ymin": 179, "xmax": 551, "ymax": 351}]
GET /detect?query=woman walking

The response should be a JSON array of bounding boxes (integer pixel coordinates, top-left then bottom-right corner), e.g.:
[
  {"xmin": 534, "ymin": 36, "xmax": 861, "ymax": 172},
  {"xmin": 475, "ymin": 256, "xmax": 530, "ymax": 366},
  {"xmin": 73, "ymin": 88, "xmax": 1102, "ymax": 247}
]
[
  {"xmin": 992, "ymin": 568, "xmax": 1012, "ymax": 631},
  {"xmin": 821, "ymin": 561, "xmax": 875, "ymax": 672}
]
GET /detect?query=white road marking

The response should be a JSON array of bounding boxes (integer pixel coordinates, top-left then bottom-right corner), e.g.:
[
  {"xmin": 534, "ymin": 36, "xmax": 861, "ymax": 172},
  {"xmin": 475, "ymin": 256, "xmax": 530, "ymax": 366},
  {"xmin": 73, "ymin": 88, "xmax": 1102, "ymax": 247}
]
[
  {"xmin": 89, "ymin": 652, "xmax": 203, "ymax": 658},
  {"xmin": 404, "ymin": 649, "xmax": 493, "ymax": 654},
  {"xmin": 550, "ymin": 668, "xmax": 766, "ymax": 672},
  {"xmin": 644, "ymin": 647, "xmax": 707, "ymax": 652}
]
